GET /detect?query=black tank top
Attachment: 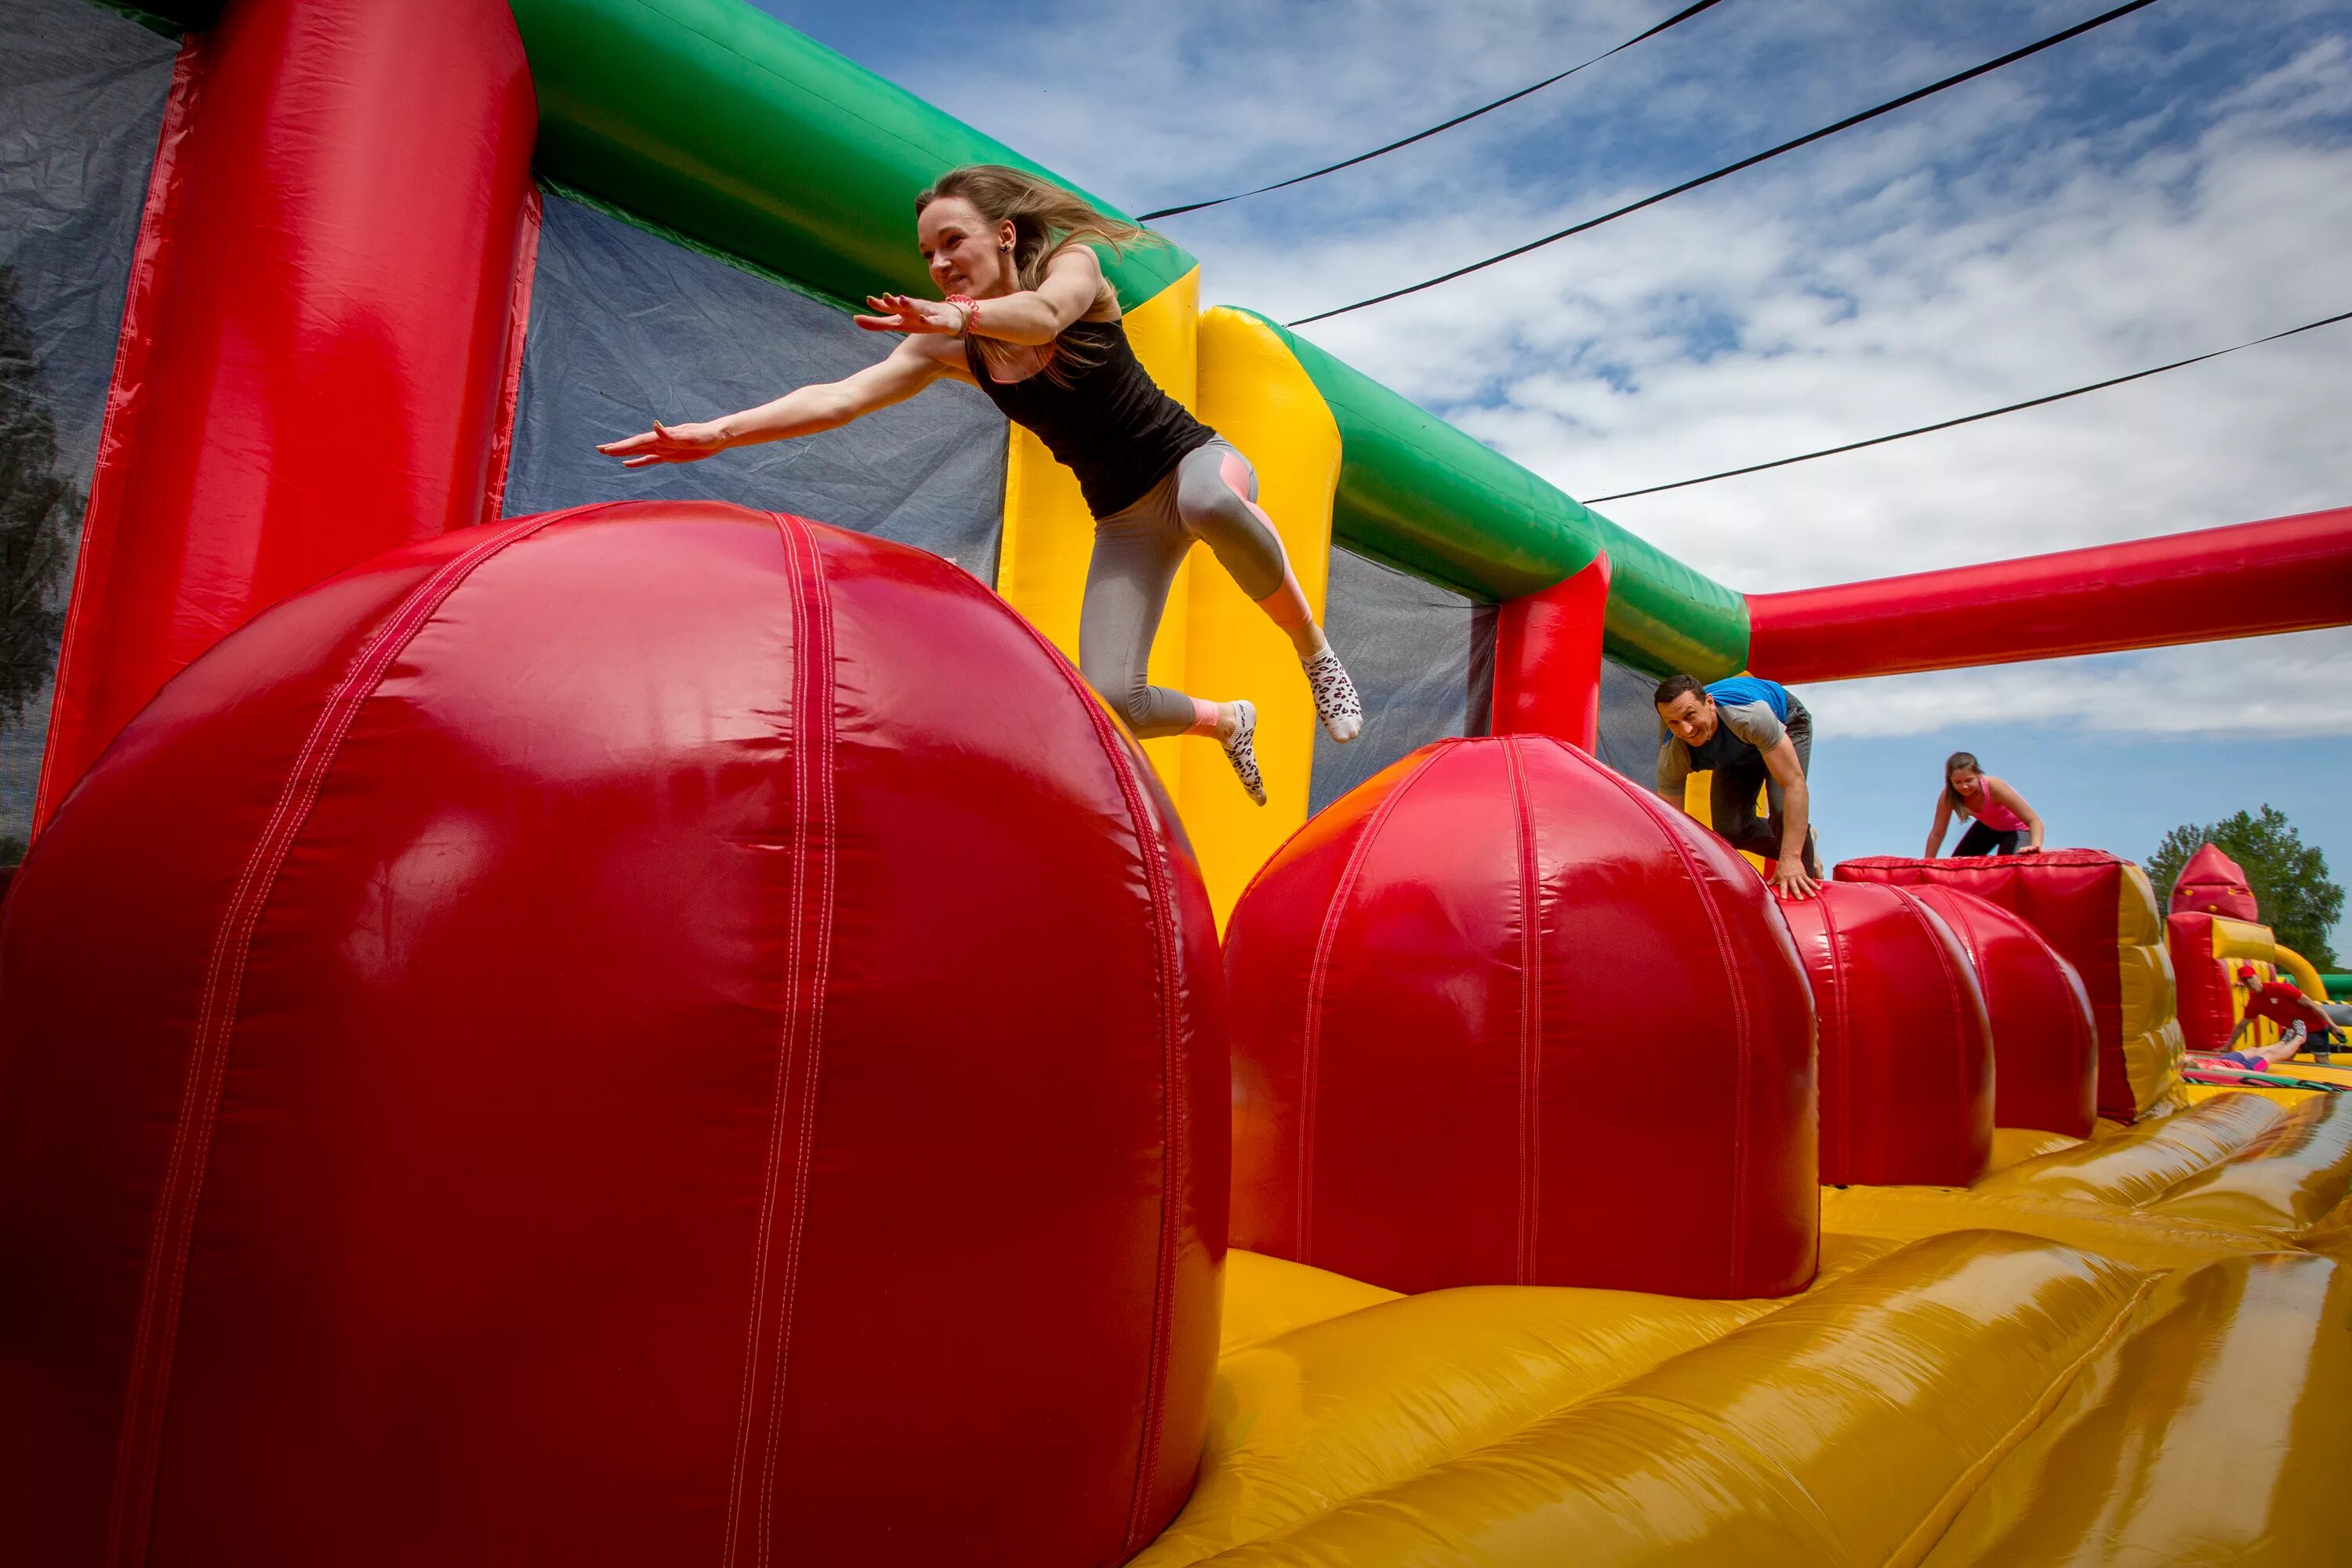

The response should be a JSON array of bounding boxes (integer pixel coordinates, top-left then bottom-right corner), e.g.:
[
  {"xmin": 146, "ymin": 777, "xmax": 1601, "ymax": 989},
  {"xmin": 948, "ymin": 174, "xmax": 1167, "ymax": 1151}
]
[{"xmin": 964, "ymin": 317, "xmax": 1217, "ymax": 517}]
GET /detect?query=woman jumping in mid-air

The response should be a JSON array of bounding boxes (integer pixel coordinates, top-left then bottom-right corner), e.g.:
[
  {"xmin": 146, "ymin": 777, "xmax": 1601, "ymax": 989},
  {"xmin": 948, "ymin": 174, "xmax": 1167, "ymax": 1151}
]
[
  {"xmin": 596, "ymin": 164, "xmax": 1360, "ymax": 804},
  {"xmin": 1923, "ymin": 751, "xmax": 2044, "ymax": 857}
]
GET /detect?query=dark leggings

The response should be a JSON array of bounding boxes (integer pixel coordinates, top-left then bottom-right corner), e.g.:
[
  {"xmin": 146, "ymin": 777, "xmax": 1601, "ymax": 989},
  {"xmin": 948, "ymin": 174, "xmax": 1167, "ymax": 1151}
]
[
  {"xmin": 1709, "ymin": 704, "xmax": 1817, "ymax": 869},
  {"xmin": 1954, "ymin": 822, "xmax": 2021, "ymax": 857}
]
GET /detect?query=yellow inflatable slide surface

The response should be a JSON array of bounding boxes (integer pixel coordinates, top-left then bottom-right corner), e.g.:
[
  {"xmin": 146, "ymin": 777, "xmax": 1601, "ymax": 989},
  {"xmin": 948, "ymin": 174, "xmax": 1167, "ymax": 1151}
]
[{"xmin": 1143, "ymin": 1091, "xmax": 2352, "ymax": 1566}]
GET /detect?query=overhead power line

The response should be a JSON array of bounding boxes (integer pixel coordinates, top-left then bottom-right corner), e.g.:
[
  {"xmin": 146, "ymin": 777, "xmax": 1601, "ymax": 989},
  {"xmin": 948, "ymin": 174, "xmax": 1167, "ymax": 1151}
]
[
  {"xmin": 1137, "ymin": 1, "xmax": 1730, "ymax": 222},
  {"xmin": 1581, "ymin": 307, "xmax": 2352, "ymax": 504},
  {"xmin": 1288, "ymin": 0, "xmax": 2162, "ymax": 327}
]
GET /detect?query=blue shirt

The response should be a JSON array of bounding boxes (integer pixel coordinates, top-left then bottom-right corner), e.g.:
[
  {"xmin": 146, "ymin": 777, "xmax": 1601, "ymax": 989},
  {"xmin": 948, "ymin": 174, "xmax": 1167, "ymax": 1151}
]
[{"xmin": 1703, "ymin": 676, "xmax": 1790, "ymax": 722}]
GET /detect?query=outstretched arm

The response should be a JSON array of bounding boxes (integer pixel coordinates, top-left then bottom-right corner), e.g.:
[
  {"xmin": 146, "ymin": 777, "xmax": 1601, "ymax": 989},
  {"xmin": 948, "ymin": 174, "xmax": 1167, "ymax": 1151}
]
[
  {"xmin": 1762, "ymin": 736, "xmax": 1818, "ymax": 899},
  {"xmin": 1988, "ymin": 775, "xmax": 2044, "ymax": 851},
  {"xmin": 1924, "ymin": 795, "xmax": 1954, "ymax": 858},
  {"xmin": 596, "ymin": 336, "xmax": 953, "ymax": 467},
  {"xmin": 855, "ymin": 245, "xmax": 1105, "ymax": 347}
]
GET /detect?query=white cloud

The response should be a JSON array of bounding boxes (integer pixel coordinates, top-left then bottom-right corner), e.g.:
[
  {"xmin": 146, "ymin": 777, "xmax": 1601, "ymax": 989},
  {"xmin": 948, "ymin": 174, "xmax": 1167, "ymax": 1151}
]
[
  {"xmin": 761, "ymin": 0, "xmax": 2352, "ymax": 733},
  {"xmin": 1802, "ymin": 626, "xmax": 2352, "ymax": 738}
]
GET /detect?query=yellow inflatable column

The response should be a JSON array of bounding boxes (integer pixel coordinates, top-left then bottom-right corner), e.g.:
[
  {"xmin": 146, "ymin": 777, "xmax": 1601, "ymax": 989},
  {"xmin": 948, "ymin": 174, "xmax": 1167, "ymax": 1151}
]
[
  {"xmin": 2116, "ymin": 861, "xmax": 2186, "ymax": 1116},
  {"xmin": 995, "ymin": 267, "xmax": 1202, "ymax": 797},
  {"xmin": 1188, "ymin": 306, "xmax": 1343, "ymax": 926},
  {"xmin": 2274, "ymin": 942, "xmax": 2329, "ymax": 1004}
]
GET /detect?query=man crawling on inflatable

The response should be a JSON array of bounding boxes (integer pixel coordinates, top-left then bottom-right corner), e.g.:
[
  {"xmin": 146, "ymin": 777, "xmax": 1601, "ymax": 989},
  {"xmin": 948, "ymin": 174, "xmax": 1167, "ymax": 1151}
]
[{"xmin": 1653, "ymin": 673, "xmax": 1823, "ymax": 899}]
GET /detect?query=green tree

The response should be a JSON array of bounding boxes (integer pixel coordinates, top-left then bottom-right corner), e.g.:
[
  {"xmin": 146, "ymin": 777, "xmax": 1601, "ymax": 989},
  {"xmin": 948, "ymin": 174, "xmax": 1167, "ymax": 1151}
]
[{"xmin": 2149, "ymin": 806, "xmax": 2343, "ymax": 967}]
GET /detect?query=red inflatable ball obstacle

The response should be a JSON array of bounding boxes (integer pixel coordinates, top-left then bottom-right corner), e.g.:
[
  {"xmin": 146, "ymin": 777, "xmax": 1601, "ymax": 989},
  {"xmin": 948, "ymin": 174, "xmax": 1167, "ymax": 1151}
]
[
  {"xmin": 0, "ymin": 503, "xmax": 1225, "ymax": 1567},
  {"xmin": 1224, "ymin": 734, "xmax": 1819, "ymax": 1301},
  {"xmin": 1902, "ymin": 886, "xmax": 2099, "ymax": 1138},
  {"xmin": 1778, "ymin": 883, "xmax": 1995, "ymax": 1188}
]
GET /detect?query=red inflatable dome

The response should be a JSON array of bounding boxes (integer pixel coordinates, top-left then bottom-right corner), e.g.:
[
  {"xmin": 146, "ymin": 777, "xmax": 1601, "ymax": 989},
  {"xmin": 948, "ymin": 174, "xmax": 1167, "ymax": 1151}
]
[
  {"xmin": 1225, "ymin": 735, "xmax": 1819, "ymax": 1300},
  {"xmin": 0, "ymin": 503, "xmax": 1225, "ymax": 1566},
  {"xmin": 1904, "ymin": 886, "xmax": 2097, "ymax": 1138},
  {"xmin": 1778, "ymin": 883, "xmax": 1994, "ymax": 1187},
  {"xmin": 2170, "ymin": 841, "xmax": 2259, "ymax": 922}
]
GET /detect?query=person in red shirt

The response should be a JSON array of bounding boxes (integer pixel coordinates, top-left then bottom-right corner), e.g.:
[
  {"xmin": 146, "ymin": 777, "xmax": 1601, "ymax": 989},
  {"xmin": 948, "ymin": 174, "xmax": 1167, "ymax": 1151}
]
[{"xmin": 2227, "ymin": 965, "xmax": 2343, "ymax": 1061}]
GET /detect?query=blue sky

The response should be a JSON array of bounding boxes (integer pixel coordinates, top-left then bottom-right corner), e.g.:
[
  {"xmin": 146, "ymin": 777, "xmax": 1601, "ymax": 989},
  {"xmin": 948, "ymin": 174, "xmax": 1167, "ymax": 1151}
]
[{"xmin": 757, "ymin": 0, "xmax": 2352, "ymax": 953}]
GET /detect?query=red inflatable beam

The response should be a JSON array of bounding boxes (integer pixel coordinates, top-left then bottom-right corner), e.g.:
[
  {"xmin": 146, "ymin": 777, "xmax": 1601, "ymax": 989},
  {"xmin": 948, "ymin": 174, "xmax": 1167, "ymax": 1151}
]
[
  {"xmin": 34, "ymin": 0, "xmax": 539, "ymax": 835},
  {"xmin": 1746, "ymin": 506, "xmax": 2352, "ymax": 684},
  {"xmin": 1493, "ymin": 553, "xmax": 1610, "ymax": 751}
]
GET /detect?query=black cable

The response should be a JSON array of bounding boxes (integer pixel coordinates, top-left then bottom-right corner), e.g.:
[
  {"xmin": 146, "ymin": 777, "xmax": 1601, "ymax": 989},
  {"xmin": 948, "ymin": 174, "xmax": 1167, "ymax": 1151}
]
[
  {"xmin": 1137, "ymin": 1, "xmax": 1730, "ymax": 222},
  {"xmin": 1581, "ymin": 307, "xmax": 2352, "ymax": 504},
  {"xmin": 1288, "ymin": 0, "xmax": 2162, "ymax": 327}
]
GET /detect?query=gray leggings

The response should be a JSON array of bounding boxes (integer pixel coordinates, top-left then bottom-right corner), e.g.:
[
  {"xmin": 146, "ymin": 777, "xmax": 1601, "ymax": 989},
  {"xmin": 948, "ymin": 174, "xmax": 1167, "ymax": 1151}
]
[{"xmin": 1080, "ymin": 437, "xmax": 1290, "ymax": 738}]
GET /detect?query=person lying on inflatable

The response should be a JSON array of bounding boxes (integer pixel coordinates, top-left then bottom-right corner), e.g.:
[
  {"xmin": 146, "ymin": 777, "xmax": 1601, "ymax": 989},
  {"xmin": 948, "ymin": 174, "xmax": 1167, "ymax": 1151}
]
[{"xmin": 2213, "ymin": 965, "xmax": 2346, "ymax": 1065}]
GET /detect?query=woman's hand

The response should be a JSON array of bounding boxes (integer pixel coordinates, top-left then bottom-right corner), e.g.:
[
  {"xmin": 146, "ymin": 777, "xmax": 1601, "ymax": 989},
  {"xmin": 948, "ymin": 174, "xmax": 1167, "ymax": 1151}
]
[
  {"xmin": 855, "ymin": 293, "xmax": 964, "ymax": 336},
  {"xmin": 2019, "ymin": 843, "xmax": 2045, "ymax": 854},
  {"xmin": 597, "ymin": 419, "xmax": 730, "ymax": 468}
]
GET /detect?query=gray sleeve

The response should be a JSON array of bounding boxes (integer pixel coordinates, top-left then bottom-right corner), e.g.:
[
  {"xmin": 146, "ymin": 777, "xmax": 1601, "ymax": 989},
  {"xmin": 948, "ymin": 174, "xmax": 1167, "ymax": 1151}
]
[
  {"xmin": 1718, "ymin": 700, "xmax": 1787, "ymax": 753},
  {"xmin": 1656, "ymin": 737, "xmax": 1691, "ymax": 800}
]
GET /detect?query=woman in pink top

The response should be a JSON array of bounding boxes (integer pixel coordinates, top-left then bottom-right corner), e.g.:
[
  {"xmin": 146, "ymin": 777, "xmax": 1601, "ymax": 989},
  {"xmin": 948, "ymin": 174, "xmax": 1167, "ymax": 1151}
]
[{"xmin": 1923, "ymin": 751, "xmax": 2044, "ymax": 857}]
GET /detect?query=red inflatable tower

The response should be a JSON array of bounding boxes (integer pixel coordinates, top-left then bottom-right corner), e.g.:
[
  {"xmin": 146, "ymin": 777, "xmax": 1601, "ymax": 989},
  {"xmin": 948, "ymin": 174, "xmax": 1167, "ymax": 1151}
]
[
  {"xmin": 2169, "ymin": 842, "xmax": 2259, "ymax": 922},
  {"xmin": 1225, "ymin": 735, "xmax": 1819, "ymax": 1300},
  {"xmin": 0, "ymin": 505, "xmax": 1224, "ymax": 1567}
]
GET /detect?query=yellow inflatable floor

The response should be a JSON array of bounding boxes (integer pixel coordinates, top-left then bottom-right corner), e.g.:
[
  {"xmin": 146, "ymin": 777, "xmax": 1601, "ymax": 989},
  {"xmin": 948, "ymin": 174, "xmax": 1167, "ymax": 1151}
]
[
  {"xmin": 1824, "ymin": 1091, "xmax": 2352, "ymax": 1269},
  {"xmin": 1144, "ymin": 1091, "xmax": 2352, "ymax": 1566}
]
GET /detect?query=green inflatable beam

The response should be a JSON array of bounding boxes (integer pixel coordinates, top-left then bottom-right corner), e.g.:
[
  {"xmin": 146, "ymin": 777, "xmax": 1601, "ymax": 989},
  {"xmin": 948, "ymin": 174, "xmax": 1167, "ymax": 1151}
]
[
  {"xmin": 1240, "ymin": 314, "xmax": 1749, "ymax": 677},
  {"xmin": 506, "ymin": 0, "xmax": 1194, "ymax": 313}
]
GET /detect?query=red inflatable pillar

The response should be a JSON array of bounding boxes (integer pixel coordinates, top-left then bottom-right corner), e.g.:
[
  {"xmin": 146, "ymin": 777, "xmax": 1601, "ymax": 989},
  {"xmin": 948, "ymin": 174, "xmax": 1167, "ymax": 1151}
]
[
  {"xmin": 1493, "ymin": 553, "xmax": 1611, "ymax": 751},
  {"xmin": 33, "ymin": 0, "xmax": 539, "ymax": 834}
]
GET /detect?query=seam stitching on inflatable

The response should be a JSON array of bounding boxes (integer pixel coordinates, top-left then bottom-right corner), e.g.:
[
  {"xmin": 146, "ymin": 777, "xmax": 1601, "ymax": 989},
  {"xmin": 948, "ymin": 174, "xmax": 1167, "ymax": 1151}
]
[
  {"xmin": 1584, "ymin": 759, "xmax": 1759, "ymax": 1291},
  {"xmin": 1817, "ymin": 890, "xmax": 1852, "ymax": 1190},
  {"xmin": 721, "ymin": 514, "xmax": 840, "ymax": 1567},
  {"xmin": 1301, "ymin": 748, "xmax": 1445, "ymax": 1264},
  {"xmin": 1890, "ymin": 1274, "xmax": 2161, "ymax": 1566},
  {"xmin": 476, "ymin": 185, "xmax": 543, "ymax": 528},
  {"xmin": 1504, "ymin": 737, "xmax": 1540, "ymax": 1285},
  {"xmin": 972, "ymin": 559, "xmax": 1187, "ymax": 1548},
  {"xmin": 774, "ymin": 517, "xmax": 840, "ymax": 1559},
  {"xmin": 1903, "ymin": 894, "xmax": 1984, "ymax": 1175},
  {"xmin": 103, "ymin": 510, "xmax": 555, "ymax": 1568}
]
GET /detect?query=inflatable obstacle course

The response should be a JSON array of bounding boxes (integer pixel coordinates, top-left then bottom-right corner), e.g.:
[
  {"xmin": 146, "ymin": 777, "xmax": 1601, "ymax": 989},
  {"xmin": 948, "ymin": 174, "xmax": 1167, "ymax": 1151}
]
[{"xmin": 6, "ymin": 2, "xmax": 2352, "ymax": 1565}]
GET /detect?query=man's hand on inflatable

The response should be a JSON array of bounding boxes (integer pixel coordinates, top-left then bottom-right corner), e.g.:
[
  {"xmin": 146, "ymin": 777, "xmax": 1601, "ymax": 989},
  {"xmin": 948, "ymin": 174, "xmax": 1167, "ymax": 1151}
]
[
  {"xmin": 856, "ymin": 293, "xmax": 963, "ymax": 335},
  {"xmin": 1771, "ymin": 857, "xmax": 1821, "ymax": 900},
  {"xmin": 597, "ymin": 420, "xmax": 729, "ymax": 468}
]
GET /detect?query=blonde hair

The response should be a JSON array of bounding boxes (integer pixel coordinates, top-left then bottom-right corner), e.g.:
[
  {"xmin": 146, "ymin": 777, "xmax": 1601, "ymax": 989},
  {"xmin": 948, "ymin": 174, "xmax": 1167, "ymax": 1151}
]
[{"xmin": 915, "ymin": 165, "xmax": 1160, "ymax": 383}]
